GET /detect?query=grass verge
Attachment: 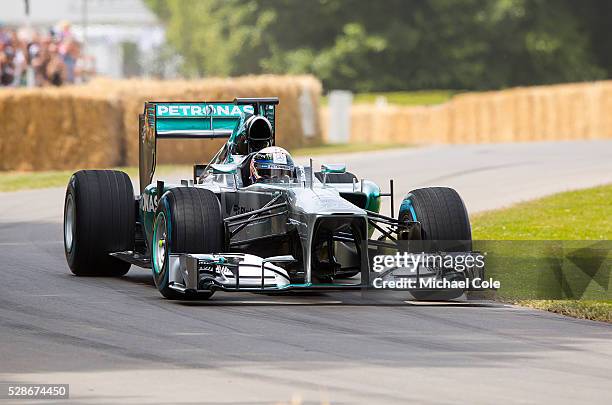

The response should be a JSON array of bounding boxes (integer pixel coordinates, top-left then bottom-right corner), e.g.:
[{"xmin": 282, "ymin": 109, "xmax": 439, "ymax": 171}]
[
  {"xmin": 290, "ymin": 143, "xmax": 410, "ymax": 156},
  {"xmin": 472, "ymin": 185, "xmax": 612, "ymax": 240},
  {"xmin": 0, "ymin": 165, "xmax": 189, "ymax": 192},
  {"xmin": 519, "ymin": 300, "xmax": 612, "ymax": 323},
  {"xmin": 0, "ymin": 144, "xmax": 409, "ymax": 192},
  {"xmin": 322, "ymin": 90, "xmax": 458, "ymax": 106},
  {"xmin": 471, "ymin": 184, "xmax": 612, "ymax": 322}
]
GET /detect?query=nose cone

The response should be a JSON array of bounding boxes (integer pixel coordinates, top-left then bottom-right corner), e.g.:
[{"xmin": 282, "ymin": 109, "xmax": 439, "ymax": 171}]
[{"xmin": 292, "ymin": 187, "xmax": 366, "ymax": 215}]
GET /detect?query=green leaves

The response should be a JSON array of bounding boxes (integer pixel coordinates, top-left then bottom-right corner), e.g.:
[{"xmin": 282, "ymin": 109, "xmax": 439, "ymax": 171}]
[
  {"xmin": 264, "ymin": 23, "xmax": 387, "ymax": 91},
  {"xmin": 149, "ymin": 0, "xmax": 273, "ymax": 77},
  {"xmin": 146, "ymin": 0, "xmax": 610, "ymax": 91}
]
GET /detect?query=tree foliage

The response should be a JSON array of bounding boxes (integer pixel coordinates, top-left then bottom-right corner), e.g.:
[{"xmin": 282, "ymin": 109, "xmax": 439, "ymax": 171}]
[{"xmin": 146, "ymin": 0, "xmax": 610, "ymax": 91}]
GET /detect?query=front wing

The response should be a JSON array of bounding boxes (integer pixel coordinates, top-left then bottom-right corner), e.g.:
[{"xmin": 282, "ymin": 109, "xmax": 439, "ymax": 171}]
[{"xmin": 166, "ymin": 251, "xmax": 486, "ymax": 294}]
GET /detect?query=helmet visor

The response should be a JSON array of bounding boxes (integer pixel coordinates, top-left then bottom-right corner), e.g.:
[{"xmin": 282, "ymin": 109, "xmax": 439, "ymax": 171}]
[{"xmin": 253, "ymin": 163, "xmax": 293, "ymax": 181}]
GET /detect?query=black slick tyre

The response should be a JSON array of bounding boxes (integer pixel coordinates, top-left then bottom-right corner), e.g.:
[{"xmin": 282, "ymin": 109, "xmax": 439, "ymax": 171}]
[
  {"xmin": 398, "ymin": 187, "xmax": 472, "ymax": 301},
  {"xmin": 64, "ymin": 170, "xmax": 134, "ymax": 276},
  {"xmin": 151, "ymin": 187, "xmax": 223, "ymax": 299}
]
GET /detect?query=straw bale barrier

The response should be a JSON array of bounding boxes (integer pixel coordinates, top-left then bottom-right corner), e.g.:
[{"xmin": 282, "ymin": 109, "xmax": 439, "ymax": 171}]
[
  {"xmin": 0, "ymin": 75, "xmax": 322, "ymax": 171},
  {"xmin": 0, "ymin": 88, "xmax": 124, "ymax": 171},
  {"xmin": 86, "ymin": 75, "xmax": 322, "ymax": 165},
  {"xmin": 321, "ymin": 81, "xmax": 612, "ymax": 144}
]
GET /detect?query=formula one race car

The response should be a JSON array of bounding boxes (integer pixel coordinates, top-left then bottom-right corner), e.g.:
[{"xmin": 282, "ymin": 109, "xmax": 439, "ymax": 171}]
[{"xmin": 63, "ymin": 97, "xmax": 482, "ymax": 300}]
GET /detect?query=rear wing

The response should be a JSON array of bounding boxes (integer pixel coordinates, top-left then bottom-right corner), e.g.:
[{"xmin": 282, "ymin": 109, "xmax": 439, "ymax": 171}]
[
  {"xmin": 143, "ymin": 98, "xmax": 278, "ymax": 139},
  {"xmin": 139, "ymin": 97, "xmax": 279, "ymax": 192}
]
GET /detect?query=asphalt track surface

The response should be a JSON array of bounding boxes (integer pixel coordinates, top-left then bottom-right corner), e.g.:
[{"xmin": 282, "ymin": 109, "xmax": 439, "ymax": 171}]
[{"xmin": 1, "ymin": 140, "xmax": 611, "ymax": 404}]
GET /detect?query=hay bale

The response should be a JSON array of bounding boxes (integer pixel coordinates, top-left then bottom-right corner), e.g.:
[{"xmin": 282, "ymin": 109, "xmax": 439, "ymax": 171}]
[
  {"xmin": 0, "ymin": 75, "xmax": 322, "ymax": 171},
  {"xmin": 87, "ymin": 75, "xmax": 322, "ymax": 165},
  {"xmin": 346, "ymin": 80, "xmax": 612, "ymax": 145},
  {"xmin": 0, "ymin": 88, "xmax": 124, "ymax": 171},
  {"xmin": 602, "ymin": 83, "xmax": 612, "ymax": 139}
]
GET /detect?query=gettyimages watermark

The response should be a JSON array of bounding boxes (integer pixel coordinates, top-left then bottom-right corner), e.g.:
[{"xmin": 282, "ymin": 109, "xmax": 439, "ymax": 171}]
[
  {"xmin": 368, "ymin": 251, "xmax": 497, "ymax": 290},
  {"xmin": 360, "ymin": 240, "xmax": 611, "ymax": 300}
]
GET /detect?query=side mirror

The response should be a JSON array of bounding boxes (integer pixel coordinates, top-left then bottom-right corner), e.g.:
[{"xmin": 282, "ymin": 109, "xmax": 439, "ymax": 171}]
[
  {"xmin": 211, "ymin": 163, "xmax": 238, "ymax": 175},
  {"xmin": 263, "ymin": 255, "xmax": 297, "ymax": 264},
  {"xmin": 321, "ymin": 163, "xmax": 346, "ymax": 174}
]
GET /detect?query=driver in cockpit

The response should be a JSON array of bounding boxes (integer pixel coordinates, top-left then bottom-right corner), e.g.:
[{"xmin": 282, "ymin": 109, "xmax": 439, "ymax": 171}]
[{"xmin": 249, "ymin": 146, "xmax": 295, "ymax": 184}]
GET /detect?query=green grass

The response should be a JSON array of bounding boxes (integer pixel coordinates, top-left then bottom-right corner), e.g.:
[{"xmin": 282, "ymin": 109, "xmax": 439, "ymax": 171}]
[
  {"xmin": 472, "ymin": 185, "xmax": 612, "ymax": 240},
  {"xmin": 0, "ymin": 144, "xmax": 410, "ymax": 192},
  {"xmin": 471, "ymin": 184, "xmax": 612, "ymax": 322},
  {"xmin": 0, "ymin": 165, "xmax": 189, "ymax": 192},
  {"xmin": 322, "ymin": 90, "xmax": 457, "ymax": 106},
  {"xmin": 520, "ymin": 300, "xmax": 612, "ymax": 323},
  {"xmin": 290, "ymin": 143, "xmax": 410, "ymax": 156}
]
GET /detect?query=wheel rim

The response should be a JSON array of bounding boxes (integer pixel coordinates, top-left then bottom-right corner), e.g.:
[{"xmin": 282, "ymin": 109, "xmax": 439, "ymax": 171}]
[
  {"xmin": 64, "ymin": 194, "xmax": 75, "ymax": 253},
  {"xmin": 153, "ymin": 212, "xmax": 168, "ymax": 274}
]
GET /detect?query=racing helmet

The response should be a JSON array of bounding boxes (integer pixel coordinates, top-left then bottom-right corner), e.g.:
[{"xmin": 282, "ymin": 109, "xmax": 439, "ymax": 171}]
[{"xmin": 249, "ymin": 146, "xmax": 295, "ymax": 183}]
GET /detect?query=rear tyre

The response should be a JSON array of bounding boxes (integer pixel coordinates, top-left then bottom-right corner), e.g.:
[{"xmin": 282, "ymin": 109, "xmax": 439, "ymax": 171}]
[
  {"xmin": 399, "ymin": 187, "xmax": 471, "ymax": 301},
  {"xmin": 64, "ymin": 170, "xmax": 134, "ymax": 276},
  {"xmin": 152, "ymin": 188, "xmax": 223, "ymax": 299}
]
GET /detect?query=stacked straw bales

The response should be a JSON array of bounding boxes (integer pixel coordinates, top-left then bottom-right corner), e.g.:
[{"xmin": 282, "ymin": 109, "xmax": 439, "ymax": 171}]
[
  {"xmin": 85, "ymin": 75, "xmax": 322, "ymax": 165},
  {"xmin": 321, "ymin": 81, "xmax": 612, "ymax": 144},
  {"xmin": 0, "ymin": 88, "xmax": 124, "ymax": 171},
  {"xmin": 0, "ymin": 75, "xmax": 322, "ymax": 171},
  {"xmin": 2, "ymin": 78, "xmax": 610, "ymax": 172}
]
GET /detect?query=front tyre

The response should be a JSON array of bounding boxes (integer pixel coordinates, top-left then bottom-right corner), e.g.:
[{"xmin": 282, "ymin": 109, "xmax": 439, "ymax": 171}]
[
  {"xmin": 399, "ymin": 187, "xmax": 472, "ymax": 301},
  {"xmin": 152, "ymin": 188, "xmax": 223, "ymax": 299},
  {"xmin": 399, "ymin": 187, "xmax": 471, "ymax": 244},
  {"xmin": 64, "ymin": 170, "xmax": 134, "ymax": 276}
]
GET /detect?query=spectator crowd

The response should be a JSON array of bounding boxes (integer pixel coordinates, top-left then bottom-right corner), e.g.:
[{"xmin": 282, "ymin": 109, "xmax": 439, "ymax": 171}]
[{"xmin": 0, "ymin": 21, "xmax": 94, "ymax": 87}]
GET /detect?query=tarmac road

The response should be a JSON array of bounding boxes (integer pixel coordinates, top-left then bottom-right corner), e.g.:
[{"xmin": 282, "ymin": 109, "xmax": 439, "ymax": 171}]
[{"xmin": 1, "ymin": 140, "xmax": 611, "ymax": 404}]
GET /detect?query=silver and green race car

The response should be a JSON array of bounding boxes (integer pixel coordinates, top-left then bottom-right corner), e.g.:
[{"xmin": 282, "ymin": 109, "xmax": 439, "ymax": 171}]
[{"xmin": 63, "ymin": 97, "xmax": 480, "ymax": 300}]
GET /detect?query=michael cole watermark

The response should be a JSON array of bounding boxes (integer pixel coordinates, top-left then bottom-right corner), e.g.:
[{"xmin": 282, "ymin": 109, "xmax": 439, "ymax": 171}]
[{"xmin": 369, "ymin": 252, "xmax": 499, "ymax": 290}]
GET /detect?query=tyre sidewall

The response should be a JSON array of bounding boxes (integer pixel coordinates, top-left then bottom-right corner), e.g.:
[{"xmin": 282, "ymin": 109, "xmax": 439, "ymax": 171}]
[
  {"xmin": 151, "ymin": 189, "xmax": 220, "ymax": 299},
  {"xmin": 64, "ymin": 177, "xmax": 78, "ymax": 270},
  {"xmin": 152, "ymin": 197, "xmax": 179, "ymax": 298},
  {"xmin": 398, "ymin": 187, "xmax": 471, "ymax": 301},
  {"xmin": 64, "ymin": 170, "xmax": 133, "ymax": 276},
  {"xmin": 399, "ymin": 188, "xmax": 472, "ymax": 251}
]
